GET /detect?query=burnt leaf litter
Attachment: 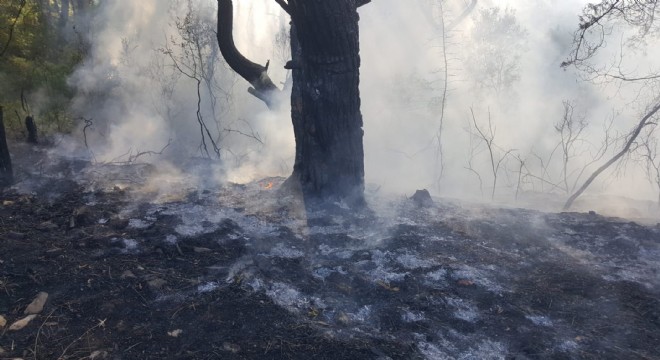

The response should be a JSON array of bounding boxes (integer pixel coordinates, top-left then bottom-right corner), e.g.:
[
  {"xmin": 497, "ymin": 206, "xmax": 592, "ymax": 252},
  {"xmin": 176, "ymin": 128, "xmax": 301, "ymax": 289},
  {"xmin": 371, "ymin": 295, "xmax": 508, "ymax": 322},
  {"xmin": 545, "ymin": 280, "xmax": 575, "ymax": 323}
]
[{"xmin": 1, "ymin": 144, "xmax": 659, "ymax": 360}]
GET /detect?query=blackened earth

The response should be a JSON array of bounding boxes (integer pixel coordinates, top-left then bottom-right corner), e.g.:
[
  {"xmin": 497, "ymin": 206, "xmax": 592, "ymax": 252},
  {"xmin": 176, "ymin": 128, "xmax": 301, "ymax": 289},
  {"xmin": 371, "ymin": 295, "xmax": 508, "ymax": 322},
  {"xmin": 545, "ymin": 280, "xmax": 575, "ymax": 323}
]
[{"xmin": 1, "ymin": 144, "xmax": 659, "ymax": 359}]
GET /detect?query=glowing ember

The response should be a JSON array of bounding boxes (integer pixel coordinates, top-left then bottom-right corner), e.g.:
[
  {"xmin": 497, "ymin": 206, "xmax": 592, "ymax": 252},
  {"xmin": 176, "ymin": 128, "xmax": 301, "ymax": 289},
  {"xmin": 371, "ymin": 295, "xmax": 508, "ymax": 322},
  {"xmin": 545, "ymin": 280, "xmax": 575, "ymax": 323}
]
[{"xmin": 264, "ymin": 182, "xmax": 274, "ymax": 190}]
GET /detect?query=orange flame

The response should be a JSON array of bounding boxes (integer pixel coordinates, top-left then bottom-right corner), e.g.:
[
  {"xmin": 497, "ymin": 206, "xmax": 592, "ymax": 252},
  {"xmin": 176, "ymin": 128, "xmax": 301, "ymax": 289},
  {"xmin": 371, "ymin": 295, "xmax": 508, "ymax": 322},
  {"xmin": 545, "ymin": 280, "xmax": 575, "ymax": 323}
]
[{"xmin": 264, "ymin": 182, "xmax": 274, "ymax": 190}]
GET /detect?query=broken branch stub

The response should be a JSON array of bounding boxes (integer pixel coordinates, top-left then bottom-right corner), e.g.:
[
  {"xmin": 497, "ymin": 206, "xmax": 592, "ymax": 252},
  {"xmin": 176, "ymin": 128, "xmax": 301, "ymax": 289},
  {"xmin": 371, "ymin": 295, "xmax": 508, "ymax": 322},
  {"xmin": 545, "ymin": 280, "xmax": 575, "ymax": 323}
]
[
  {"xmin": 25, "ymin": 115, "xmax": 37, "ymax": 144},
  {"xmin": 216, "ymin": 0, "xmax": 280, "ymax": 109}
]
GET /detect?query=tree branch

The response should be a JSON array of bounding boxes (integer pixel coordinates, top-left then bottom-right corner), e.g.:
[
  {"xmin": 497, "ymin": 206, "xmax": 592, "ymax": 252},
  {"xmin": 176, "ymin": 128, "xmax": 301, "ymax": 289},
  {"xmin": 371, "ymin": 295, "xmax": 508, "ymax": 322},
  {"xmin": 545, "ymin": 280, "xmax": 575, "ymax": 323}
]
[
  {"xmin": 564, "ymin": 101, "xmax": 660, "ymax": 210},
  {"xmin": 274, "ymin": 0, "xmax": 291, "ymax": 15},
  {"xmin": 448, "ymin": 0, "xmax": 477, "ymax": 30},
  {"xmin": 562, "ymin": 0, "xmax": 660, "ymax": 69},
  {"xmin": 561, "ymin": 1, "xmax": 619, "ymax": 68},
  {"xmin": 216, "ymin": 0, "xmax": 280, "ymax": 109}
]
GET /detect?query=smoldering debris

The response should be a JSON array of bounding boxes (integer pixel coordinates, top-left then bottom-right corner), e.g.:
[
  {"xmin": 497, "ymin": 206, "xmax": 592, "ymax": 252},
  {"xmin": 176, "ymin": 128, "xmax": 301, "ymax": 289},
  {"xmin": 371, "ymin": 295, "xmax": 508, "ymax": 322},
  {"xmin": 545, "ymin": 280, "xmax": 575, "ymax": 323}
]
[{"xmin": 1, "ymin": 155, "xmax": 659, "ymax": 359}]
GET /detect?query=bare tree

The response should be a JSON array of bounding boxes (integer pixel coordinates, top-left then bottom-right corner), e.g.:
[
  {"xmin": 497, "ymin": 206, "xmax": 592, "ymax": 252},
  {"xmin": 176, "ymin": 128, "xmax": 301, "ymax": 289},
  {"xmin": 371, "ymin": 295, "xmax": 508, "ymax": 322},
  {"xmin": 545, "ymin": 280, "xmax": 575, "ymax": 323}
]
[
  {"xmin": 561, "ymin": 1, "xmax": 660, "ymax": 209},
  {"xmin": 512, "ymin": 154, "xmax": 540, "ymax": 202},
  {"xmin": 464, "ymin": 117, "xmax": 485, "ymax": 198},
  {"xmin": 162, "ymin": 1, "xmax": 224, "ymax": 159},
  {"xmin": 555, "ymin": 100, "xmax": 591, "ymax": 194},
  {"xmin": 421, "ymin": 0, "xmax": 477, "ymax": 189},
  {"xmin": 556, "ymin": 102, "xmax": 616, "ymax": 198},
  {"xmin": 564, "ymin": 101, "xmax": 660, "ymax": 209},
  {"xmin": 526, "ymin": 147, "xmax": 568, "ymax": 194},
  {"xmin": 468, "ymin": 108, "xmax": 515, "ymax": 200},
  {"xmin": 506, "ymin": 102, "xmax": 617, "ymax": 206},
  {"xmin": 432, "ymin": 1, "xmax": 450, "ymax": 188}
]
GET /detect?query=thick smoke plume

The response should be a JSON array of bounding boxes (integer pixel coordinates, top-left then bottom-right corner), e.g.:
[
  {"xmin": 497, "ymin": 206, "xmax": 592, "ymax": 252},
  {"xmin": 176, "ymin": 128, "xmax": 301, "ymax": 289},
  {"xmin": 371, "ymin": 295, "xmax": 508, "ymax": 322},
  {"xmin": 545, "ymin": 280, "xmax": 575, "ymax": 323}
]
[{"xmin": 67, "ymin": 0, "xmax": 660, "ymax": 218}]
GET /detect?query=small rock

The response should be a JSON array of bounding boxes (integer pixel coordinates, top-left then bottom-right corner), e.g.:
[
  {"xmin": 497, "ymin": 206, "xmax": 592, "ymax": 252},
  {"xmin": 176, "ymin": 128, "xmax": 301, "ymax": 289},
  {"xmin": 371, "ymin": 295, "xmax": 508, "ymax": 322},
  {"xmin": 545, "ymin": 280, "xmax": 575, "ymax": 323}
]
[
  {"xmin": 73, "ymin": 206, "xmax": 93, "ymax": 227},
  {"xmin": 147, "ymin": 278, "xmax": 167, "ymax": 289},
  {"xmin": 25, "ymin": 292, "xmax": 48, "ymax": 314},
  {"xmin": 337, "ymin": 312, "xmax": 350, "ymax": 325},
  {"xmin": 7, "ymin": 231, "xmax": 26, "ymax": 240},
  {"xmin": 457, "ymin": 279, "xmax": 474, "ymax": 286},
  {"xmin": 9, "ymin": 314, "xmax": 37, "ymax": 331},
  {"xmin": 193, "ymin": 247, "xmax": 212, "ymax": 253},
  {"xmin": 38, "ymin": 221, "xmax": 59, "ymax": 231},
  {"xmin": 109, "ymin": 218, "xmax": 129, "ymax": 230},
  {"xmin": 167, "ymin": 329, "xmax": 183, "ymax": 337},
  {"xmin": 115, "ymin": 320, "xmax": 126, "ymax": 331},
  {"xmin": 120, "ymin": 270, "xmax": 136, "ymax": 279},
  {"xmin": 410, "ymin": 189, "xmax": 434, "ymax": 208},
  {"xmin": 222, "ymin": 342, "xmax": 241, "ymax": 353},
  {"xmin": 588, "ymin": 210, "xmax": 596, "ymax": 216},
  {"xmin": 2, "ymin": 200, "xmax": 14, "ymax": 206},
  {"xmin": 89, "ymin": 350, "xmax": 108, "ymax": 359},
  {"xmin": 0, "ymin": 314, "xmax": 6, "ymax": 327}
]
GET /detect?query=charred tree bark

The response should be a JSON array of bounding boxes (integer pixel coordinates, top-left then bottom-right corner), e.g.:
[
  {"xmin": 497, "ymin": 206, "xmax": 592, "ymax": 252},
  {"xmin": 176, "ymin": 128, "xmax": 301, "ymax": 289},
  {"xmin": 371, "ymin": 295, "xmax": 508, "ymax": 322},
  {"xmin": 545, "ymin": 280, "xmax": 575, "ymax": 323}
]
[
  {"xmin": 0, "ymin": 107, "xmax": 14, "ymax": 187},
  {"xmin": 216, "ymin": 0, "xmax": 366, "ymax": 207},
  {"xmin": 286, "ymin": 0, "xmax": 365, "ymax": 207},
  {"xmin": 25, "ymin": 115, "xmax": 38, "ymax": 144},
  {"xmin": 216, "ymin": 0, "xmax": 279, "ymax": 108}
]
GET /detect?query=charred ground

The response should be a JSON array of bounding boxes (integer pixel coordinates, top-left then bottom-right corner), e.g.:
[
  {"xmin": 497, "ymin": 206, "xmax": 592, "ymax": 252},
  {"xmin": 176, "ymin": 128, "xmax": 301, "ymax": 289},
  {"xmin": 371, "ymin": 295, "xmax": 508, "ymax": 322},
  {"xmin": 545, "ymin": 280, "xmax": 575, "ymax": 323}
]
[{"xmin": 1, "ymin": 143, "xmax": 659, "ymax": 359}]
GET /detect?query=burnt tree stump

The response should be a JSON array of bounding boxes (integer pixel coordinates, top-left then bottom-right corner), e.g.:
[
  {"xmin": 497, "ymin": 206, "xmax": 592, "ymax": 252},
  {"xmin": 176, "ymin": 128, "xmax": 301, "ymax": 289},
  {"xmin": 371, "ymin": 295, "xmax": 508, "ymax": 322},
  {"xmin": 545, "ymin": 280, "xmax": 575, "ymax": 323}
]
[
  {"xmin": 410, "ymin": 189, "xmax": 434, "ymax": 208},
  {"xmin": 0, "ymin": 107, "xmax": 14, "ymax": 187},
  {"xmin": 25, "ymin": 115, "xmax": 37, "ymax": 144}
]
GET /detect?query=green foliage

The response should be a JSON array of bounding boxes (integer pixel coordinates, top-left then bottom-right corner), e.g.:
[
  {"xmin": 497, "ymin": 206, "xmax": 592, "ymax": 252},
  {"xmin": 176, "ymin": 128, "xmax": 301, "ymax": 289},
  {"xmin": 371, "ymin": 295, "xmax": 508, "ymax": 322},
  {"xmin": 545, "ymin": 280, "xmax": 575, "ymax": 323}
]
[{"xmin": 0, "ymin": 0, "xmax": 91, "ymax": 136}]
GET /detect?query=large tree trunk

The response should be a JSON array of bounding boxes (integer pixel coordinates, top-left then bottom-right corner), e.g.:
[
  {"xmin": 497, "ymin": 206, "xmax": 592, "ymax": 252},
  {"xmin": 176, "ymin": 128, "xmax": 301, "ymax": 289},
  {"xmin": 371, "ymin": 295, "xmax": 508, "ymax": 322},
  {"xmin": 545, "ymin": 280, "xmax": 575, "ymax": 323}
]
[
  {"xmin": 25, "ymin": 115, "xmax": 38, "ymax": 144},
  {"xmin": 216, "ymin": 0, "xmax": 365, "ymax": 207},
  {"xmin": 0, "ymin": 107, "xmax": 14, "ymax": 187},
  {"xmin": 287, "ymin": 0, "xmax": 365, "ymax": 207}
]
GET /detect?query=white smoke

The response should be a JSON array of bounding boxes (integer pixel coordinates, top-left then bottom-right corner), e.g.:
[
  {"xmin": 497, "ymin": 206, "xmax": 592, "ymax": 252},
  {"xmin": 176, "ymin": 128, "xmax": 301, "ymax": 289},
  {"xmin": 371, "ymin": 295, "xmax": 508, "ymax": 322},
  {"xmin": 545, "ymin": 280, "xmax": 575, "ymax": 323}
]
[
  {"xmin": 68, "ymin": 0, "xmax": 291, "ymax": 175},
  {"xmin": 66, "ymin": 0, "xmax": 660, "ymax": 216}
]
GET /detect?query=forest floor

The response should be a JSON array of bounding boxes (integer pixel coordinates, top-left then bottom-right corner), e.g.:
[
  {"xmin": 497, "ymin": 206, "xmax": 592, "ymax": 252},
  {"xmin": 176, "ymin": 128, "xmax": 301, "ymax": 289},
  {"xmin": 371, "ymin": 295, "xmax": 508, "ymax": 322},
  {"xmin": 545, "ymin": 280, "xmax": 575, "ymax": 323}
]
[{"xmin": 1, "ymin": 142, "xmax": 659, "ymax": 360}]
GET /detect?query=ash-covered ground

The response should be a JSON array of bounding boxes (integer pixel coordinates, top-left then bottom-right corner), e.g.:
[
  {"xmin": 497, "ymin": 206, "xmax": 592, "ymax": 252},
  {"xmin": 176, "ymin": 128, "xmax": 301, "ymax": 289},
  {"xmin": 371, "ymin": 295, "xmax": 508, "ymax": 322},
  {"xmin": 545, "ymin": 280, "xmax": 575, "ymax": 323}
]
[{"xmin": 1, "ymin": 144, "xmax": 659, "ymax": 359}]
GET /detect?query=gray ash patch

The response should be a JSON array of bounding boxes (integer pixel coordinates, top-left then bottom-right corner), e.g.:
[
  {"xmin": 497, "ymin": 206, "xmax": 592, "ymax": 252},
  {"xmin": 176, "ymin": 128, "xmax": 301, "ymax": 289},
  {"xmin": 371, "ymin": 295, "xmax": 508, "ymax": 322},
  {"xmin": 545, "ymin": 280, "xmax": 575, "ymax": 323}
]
[
  {"xmin": 211, "ymin": 201, "xmax": 660, "ymax": 359},
  {"xmin": 2, "ymin": 164, "xmax": 659, "ymax": 359}
]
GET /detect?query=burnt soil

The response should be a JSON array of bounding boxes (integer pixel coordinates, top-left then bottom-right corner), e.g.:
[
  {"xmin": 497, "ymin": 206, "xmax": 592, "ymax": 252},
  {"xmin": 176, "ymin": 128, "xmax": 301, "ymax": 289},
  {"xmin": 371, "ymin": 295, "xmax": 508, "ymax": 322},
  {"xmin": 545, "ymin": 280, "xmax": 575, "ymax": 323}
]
[{"xmin": 1, "ymin": 143, "xmax": 660, "ymax": 360}]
